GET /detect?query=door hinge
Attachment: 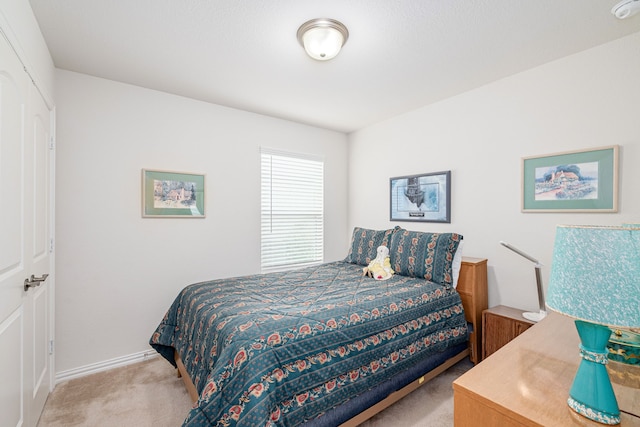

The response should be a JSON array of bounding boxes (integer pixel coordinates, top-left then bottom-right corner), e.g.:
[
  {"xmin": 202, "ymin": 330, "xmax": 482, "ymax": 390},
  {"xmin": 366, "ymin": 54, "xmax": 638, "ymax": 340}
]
[
  {"xmin": 49, "ymin": 340, "xmax": 54, "ymax": 355},
  {"xmin": 49, "ymin": 238, "xmax": 54, "ymax": 253},
  {"xmin": 49, "ymin": 136, "xmax": 55, "ymax": 150}
]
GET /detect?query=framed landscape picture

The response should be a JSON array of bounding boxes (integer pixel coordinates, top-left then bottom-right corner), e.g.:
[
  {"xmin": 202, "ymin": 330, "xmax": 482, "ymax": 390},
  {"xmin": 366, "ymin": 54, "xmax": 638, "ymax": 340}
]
[
  {"xmin": 142, "ymin": 169, "xmax": 205, "ymax": 218},
  {"xmin": 521, "ymin": 146, "xmax": 618, "ymax": 212},
  {"xmin": 390, "ymin": 171, "xmax": 451, "ymax": 223}
]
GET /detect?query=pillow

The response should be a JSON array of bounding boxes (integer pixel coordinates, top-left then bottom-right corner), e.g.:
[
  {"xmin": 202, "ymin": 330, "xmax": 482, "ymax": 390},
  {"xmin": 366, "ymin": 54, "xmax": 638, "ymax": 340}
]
[
  {"xmin": 345, "ymin": 227, "xmax": 398, "ymax": 266},
  {"xmin": 389, "ymin": 229, "xmax": 463, "ymax": 286},
  {"xmin": 451, "ymin": 239, "xmax": 464, "ymax": 288}
]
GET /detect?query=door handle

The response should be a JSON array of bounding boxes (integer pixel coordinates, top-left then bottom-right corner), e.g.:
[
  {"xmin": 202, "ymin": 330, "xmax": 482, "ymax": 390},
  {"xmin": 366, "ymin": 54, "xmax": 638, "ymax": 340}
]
[{"xmin": 24, "ymin": 274, "xmax": 49, "ymax": 292}]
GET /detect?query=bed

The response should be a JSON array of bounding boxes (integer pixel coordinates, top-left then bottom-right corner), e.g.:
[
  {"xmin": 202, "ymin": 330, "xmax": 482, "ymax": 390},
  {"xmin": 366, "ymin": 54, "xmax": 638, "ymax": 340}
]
[{"xmin": 150, "ymin": 227, "xmax": 488, "ymax": 426}]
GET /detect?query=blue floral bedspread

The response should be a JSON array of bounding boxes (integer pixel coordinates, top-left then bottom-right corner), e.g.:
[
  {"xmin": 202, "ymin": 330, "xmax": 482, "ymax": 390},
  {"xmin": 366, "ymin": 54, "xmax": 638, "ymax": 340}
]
[{"xmin": 150, "ymin": 261, "xmax": 468, "ymax": 426}]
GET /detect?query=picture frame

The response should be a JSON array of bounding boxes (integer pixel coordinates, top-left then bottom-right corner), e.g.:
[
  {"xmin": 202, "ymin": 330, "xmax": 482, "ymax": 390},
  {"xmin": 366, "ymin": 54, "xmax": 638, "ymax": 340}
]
[
  {"xmin": 390, "ymin": 171, "xmax": 451, "ymax": 223},
  {"xmin": 142, "ymin": 169, "xmax": 205, "ymax": 218},
  {"xmin": 521, "ymin": 145, "xmax": 618, "ymax": 212}
]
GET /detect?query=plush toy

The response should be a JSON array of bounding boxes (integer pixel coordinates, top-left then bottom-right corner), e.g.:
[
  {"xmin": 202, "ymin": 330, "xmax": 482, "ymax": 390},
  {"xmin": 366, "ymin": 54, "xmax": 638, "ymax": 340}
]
[{"xmin": 363, "ymin": 246, "xmax": 394, "ymax": 280}]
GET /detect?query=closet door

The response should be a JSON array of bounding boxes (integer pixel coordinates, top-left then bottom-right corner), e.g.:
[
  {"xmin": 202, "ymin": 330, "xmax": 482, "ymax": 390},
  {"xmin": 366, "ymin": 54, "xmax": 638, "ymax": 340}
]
[
  {"xmin": 0, "ymin": 33, "xmax": 53, "ymax": 427},
  {"xmin": 25, "ymin": 73, "xmax": 53, "ymax": 425}
]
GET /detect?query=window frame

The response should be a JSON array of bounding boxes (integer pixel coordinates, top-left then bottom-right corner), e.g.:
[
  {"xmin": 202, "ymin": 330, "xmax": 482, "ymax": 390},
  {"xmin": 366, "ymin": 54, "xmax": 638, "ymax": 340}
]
[{"xmin": 260, "ymin": 148, "xmax": 324, "ymax": 272}]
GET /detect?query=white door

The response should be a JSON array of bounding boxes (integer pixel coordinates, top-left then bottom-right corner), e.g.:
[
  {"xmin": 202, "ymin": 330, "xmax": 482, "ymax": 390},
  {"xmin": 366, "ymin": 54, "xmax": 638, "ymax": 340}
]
[
  {"xmin": 0, "ymin": 32, "xmax": 53, "ymax": 427},
  {"xmin": 25, "ymin": 71, "xmax": 54, "ymax": 425}
]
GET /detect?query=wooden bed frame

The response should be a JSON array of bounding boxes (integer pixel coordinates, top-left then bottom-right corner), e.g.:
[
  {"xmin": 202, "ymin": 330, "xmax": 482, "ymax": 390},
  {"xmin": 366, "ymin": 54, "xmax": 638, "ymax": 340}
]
[{"xmin": 174, "ymin": 257, "xmax": 488, "ymax": 426}]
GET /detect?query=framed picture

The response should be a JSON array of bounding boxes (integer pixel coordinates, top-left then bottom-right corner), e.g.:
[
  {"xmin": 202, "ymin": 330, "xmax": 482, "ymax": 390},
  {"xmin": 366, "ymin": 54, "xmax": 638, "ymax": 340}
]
[
  {"xmin": 522, "ymin": 145, "xmax": 618, "ymax": 212},
  {"xmin": 142, "ymin": 169, "xmax": 205, "ymax": 218},
  {"xmin": 390, "ymin": 171, "xmax": 451, "ymax": 223}
]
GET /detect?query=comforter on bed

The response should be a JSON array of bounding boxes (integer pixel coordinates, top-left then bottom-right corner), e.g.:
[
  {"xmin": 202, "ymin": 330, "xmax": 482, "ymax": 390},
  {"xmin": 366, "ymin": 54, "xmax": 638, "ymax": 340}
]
[{"xmin": 150, "ymin": 261, "xmax": 468, "ymax": 426}]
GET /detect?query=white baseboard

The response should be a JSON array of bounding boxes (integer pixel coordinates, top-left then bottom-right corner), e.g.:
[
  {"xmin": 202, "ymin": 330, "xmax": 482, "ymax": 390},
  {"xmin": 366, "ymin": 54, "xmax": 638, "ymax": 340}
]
[{"xmin": 55, "ymin": 349, "xmax": 160, "ymax": 384}]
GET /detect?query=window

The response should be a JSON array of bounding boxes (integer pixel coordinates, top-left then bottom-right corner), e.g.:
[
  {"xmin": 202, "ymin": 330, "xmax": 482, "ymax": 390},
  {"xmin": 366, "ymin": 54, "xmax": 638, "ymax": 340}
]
[{"xmin": 261, "ymin": 148, "xmax": 324, "ymax": 272}]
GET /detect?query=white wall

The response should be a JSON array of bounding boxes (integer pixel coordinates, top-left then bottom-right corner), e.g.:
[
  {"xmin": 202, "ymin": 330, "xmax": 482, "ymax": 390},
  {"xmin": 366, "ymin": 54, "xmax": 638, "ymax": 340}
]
[
  {"xmin": 348, "ymin": 32, "xmax": 640, "ymax": 313},
  {"xmin": 54, "ymin": 70, "xmax": 348, "ymax": 373},
  {"xmin": 50, "ymin": 28, "xmax": 640, "ymax": 375}
]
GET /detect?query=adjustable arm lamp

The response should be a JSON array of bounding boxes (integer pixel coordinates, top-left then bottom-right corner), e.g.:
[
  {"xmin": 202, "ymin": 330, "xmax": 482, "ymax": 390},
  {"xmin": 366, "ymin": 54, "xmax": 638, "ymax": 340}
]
[{"xmin": 500, "ymin": 241, "xmax": 547, "ymax": 322}]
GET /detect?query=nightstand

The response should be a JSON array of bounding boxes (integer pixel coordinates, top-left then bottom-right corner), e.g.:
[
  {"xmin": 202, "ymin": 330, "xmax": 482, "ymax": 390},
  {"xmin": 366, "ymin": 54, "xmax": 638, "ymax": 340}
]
[{"xmin": 482, "ymin": 305, "xmax": 535, "ymax": 360}]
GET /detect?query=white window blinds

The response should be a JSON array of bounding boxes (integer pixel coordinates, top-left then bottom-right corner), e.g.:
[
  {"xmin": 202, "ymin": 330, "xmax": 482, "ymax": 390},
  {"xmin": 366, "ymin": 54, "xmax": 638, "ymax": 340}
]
[{"xmin": 261, "ymin": 148, "xmax": 324, "ymax": 272}]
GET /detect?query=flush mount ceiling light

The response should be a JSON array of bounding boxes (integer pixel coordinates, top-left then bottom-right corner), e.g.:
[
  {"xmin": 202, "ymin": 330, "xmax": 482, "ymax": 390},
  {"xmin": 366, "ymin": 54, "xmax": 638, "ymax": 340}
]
[
  {"xmin": 612, "ymin": 0, "xmax": 640, "ymax": 19},
  {"xmin": 297, "ymin": 18, "xmax": 349, "ymax": 61}
]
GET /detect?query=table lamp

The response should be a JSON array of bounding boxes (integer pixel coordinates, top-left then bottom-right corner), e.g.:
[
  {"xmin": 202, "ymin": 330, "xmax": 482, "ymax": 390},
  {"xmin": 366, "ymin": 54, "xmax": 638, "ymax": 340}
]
[
  {"xmin": 500, "ymin": 241, "xmax": 546, "ymax": 322},
  {"xmin": 607, "ymin": 222, "xmax": 640, "ymax": 365},
  {"xmin": 546, "ymin": 225, "xmax": 640, "ymax": 425}
]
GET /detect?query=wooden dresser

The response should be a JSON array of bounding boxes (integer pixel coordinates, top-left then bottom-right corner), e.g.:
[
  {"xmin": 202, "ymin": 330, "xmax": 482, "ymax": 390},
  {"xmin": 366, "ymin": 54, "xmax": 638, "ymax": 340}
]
[{"xmin": 453, "ymin": 312, "xmax": 640, "ymax": 426}]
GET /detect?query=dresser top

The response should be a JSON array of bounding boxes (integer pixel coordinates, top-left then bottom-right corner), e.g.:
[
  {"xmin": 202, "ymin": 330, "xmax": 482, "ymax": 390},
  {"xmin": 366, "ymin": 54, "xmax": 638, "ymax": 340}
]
[{"xmin": 454, "ymin": 312, "xmax": 640, "ymax": 426}]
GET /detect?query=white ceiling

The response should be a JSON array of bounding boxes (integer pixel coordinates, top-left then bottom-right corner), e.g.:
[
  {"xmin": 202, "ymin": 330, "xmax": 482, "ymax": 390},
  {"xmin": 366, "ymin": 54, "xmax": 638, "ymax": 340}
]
[{"xmin": 29, "ymin": 0, "xmax": 640, "ymax": 133}]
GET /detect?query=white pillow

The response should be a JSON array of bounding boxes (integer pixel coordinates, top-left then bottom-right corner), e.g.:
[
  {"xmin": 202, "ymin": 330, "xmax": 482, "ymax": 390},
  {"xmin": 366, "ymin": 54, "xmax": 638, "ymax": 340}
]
[{"xmin": 452, "ymin": 240, "xmax": 464, "ymax": 288}]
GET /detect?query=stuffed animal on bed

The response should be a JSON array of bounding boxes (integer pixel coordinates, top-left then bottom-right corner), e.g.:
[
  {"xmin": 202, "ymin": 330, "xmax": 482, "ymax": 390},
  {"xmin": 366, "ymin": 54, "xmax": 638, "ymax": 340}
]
[{"xmin": 363, "ymin": 245, "xmax": 394, "ymax": 280}]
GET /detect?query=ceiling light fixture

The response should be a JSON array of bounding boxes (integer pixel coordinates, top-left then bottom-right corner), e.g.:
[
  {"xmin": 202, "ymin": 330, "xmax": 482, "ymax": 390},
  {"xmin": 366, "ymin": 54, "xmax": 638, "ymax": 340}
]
[
  {"xmin": 612, "ymin": 0, "xmax": 640, "ymax": 19},
  {"xmin": 297, "ymin": 18, "xmax": 349, "ymax": 61}
]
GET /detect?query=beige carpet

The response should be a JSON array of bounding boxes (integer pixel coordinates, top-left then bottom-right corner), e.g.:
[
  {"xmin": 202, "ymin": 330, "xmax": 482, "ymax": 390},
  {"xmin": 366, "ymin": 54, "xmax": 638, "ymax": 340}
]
[
  {"xmin": 38, "ymin": 357, "xmax": 192, "ymax": 427},
  {"xmin": 38, "ymin": 355, "xmax": 472, "ymax": 427}
]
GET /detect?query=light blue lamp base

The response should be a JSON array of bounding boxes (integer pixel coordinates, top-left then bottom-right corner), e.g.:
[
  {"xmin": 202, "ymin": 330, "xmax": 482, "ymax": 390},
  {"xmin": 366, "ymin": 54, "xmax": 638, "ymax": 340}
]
[{"xmin": 568, "ymin": 320, "xmax": 620, "ymax": 425}]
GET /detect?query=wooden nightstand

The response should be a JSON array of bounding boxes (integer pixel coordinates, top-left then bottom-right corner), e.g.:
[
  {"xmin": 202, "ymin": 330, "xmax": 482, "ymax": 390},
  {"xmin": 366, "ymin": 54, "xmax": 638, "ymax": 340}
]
[
  {"xmin": 457, "ymin": 258, "xmax": 488, "ymax": 365},
  {"xmin": 482, "ymin": 305, "xmax": 535, "ymax": 360}
]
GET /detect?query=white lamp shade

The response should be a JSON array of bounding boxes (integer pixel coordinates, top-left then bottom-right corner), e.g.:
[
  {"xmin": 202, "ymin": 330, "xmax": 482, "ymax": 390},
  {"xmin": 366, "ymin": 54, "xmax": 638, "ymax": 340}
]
[
  {"xmin": 297, "ymin": 18, "xmax": 349, "ymax": 61},
  {"xmin": 302, "ymin": 27, "xmax": 344, "ymax": 60}
]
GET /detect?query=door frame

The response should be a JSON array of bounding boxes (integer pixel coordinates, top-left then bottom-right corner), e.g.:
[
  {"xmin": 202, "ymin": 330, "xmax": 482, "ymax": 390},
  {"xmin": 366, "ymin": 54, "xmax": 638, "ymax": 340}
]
[{"xmin": 47, "ymin": 106, "xmax": 56, "ymax": 393}]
